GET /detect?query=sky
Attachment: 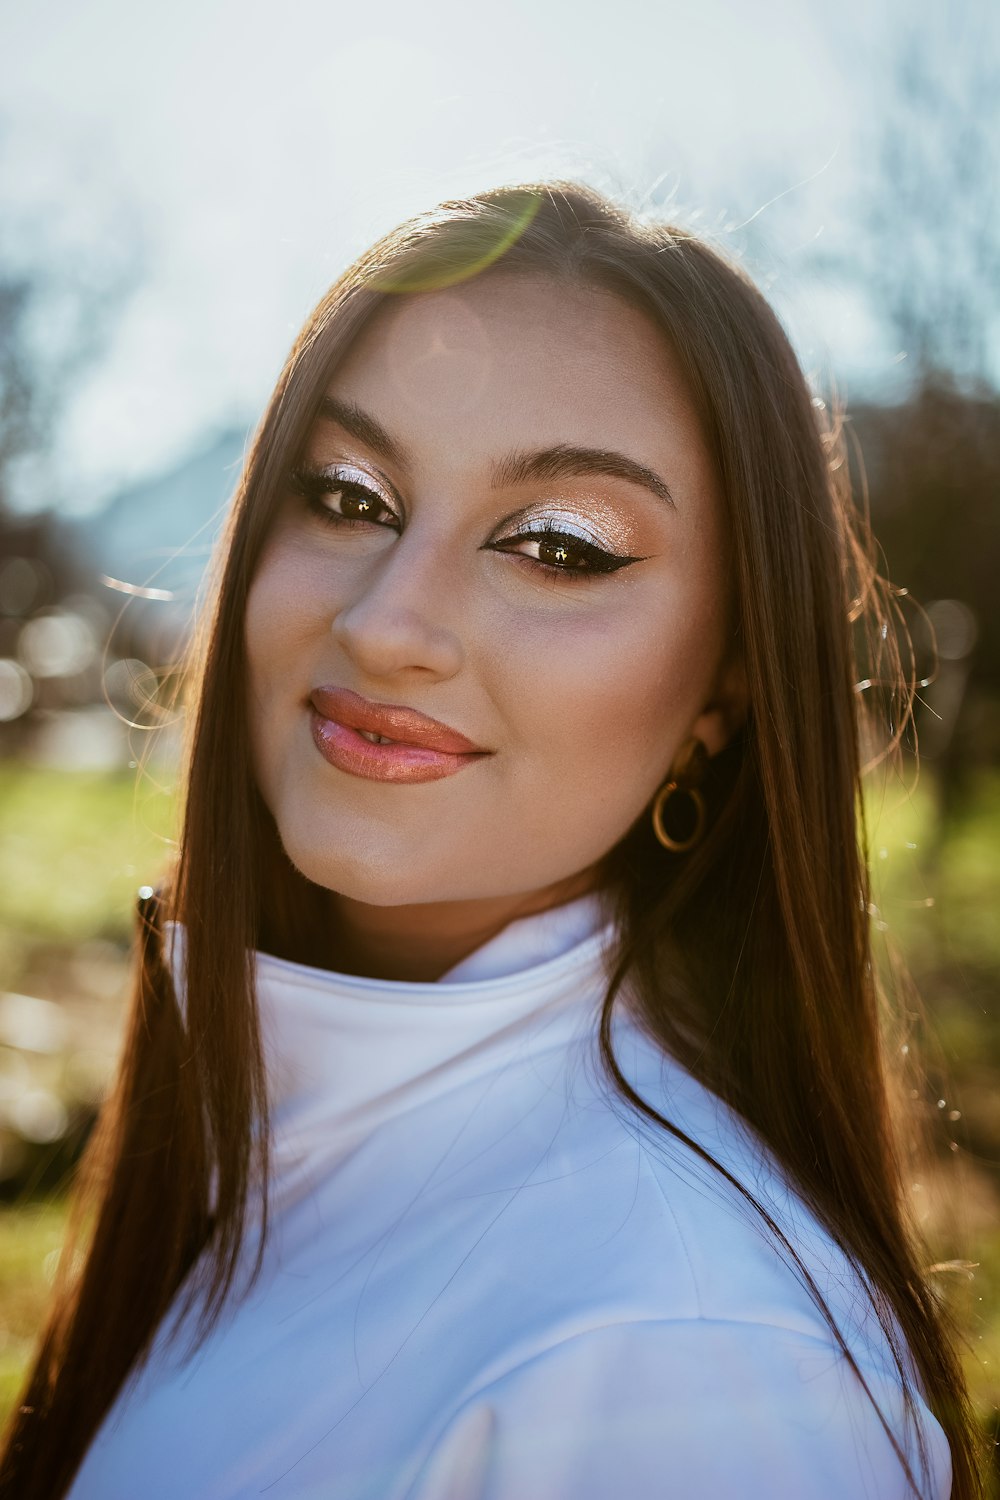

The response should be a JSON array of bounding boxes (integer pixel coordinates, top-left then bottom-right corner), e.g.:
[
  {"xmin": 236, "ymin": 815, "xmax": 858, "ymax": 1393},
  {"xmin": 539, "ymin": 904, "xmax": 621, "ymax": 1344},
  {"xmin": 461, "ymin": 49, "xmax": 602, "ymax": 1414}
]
[{"xmin": 0, "ymin": 0, "xmax": 994, "ymax": 515}]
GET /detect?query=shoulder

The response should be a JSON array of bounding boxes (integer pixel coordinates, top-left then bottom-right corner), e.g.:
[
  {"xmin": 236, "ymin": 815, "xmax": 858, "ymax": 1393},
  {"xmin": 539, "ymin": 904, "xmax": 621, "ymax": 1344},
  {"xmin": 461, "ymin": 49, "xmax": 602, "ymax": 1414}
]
[
  {"xmin": 523, "ymin": 1008, "xmax": 890, "ymax": 1358},
  {"xmin": 422, "ymin": 1010, "xmax": 952, "ymax": 1498},
  {"xmin": 403, "ymin": 1315, "xmax": 952, "ymax": 1500}
]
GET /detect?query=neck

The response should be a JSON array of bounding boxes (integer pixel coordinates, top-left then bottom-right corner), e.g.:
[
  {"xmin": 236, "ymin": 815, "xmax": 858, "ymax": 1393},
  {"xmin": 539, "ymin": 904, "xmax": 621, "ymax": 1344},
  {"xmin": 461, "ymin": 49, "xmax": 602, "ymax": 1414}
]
[{"xmin": 326, "ymin": 869, "xmax": 601, "ymax": 982}]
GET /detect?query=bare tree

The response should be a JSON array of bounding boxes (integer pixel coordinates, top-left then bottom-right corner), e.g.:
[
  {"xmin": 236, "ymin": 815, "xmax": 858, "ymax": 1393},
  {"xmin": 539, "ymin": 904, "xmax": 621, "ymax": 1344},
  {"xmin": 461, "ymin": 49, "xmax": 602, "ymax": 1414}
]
[
  {"xmin": 0, "ymin": 123, "xmax": 143, "ymax": 518},
  {"xmin": 820, "ymin": 15, "xmax": 1000, "ymax": 392}
]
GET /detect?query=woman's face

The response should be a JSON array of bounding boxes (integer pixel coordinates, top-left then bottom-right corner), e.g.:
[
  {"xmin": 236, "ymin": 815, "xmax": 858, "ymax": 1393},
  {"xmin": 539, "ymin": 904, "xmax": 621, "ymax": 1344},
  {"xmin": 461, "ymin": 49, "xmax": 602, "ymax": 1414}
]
[{"xmin": 245, "ymin": 273, "xmax": 746, "ymax": 910}]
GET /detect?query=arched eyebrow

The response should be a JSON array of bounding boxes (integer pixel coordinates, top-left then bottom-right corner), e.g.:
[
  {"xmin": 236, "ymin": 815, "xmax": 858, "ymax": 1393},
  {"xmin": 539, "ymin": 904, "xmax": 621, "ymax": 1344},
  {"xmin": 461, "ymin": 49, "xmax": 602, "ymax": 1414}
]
[
  {"xmin": 491, "ymin": 445, "xmax": 674, "ymax": 509},
  {"xmin": 319, "ymin": 397, "xmax": 406, "ymax": 468},
  {"xmin": 319, "ymin": 396, "xmax": 675, "ymax": 510}
]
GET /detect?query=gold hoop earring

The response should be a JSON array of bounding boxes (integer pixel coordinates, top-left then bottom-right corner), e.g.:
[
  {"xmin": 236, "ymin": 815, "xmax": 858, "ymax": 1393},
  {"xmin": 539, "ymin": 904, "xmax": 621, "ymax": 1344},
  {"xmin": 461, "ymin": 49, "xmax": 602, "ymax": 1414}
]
[
  {"xmin": 651, "ymin": 736, "xmax": 709, "ymax": 852},
  {"xmin": 651, "ymin": 782, "xmax": 706, "ymax": 852}
]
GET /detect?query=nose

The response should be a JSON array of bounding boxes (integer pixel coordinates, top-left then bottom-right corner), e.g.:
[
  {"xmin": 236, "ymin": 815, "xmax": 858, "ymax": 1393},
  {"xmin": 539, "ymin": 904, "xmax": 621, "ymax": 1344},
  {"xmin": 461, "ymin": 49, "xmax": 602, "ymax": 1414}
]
[{"xmin": 330, "ymin": 531, "xmax": 465, "ymax": 683}]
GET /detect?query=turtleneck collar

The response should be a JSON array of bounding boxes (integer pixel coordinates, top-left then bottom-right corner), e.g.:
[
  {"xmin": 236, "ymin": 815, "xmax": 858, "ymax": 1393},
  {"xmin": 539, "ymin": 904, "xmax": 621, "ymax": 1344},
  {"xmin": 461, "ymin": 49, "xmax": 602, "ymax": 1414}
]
[
  {"xmin": 436, "ymin": 892, "xmax": 611, "ymax": 983},
  {"xmin": 164, "ymin": 893, "xmax": 617, "ymax": 1205}
]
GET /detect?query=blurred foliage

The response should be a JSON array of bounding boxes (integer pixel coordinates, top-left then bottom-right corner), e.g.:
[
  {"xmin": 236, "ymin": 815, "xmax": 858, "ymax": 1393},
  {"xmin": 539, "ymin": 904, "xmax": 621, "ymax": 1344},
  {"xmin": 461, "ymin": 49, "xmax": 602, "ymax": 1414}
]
[
  {"xmin": 0, "ymin": 1200, "xmax": 65, "ymax": 1417},
  {"xmin": 867, "ymin": 768, "xmax": 1000, "ymax": 984},
  {"xmin": 0, "ymin": 762, "xmax": 176, "ymax": 1202},
  {"xmin": 858, "ymin": 29, "xmax": 999, "ymax": 390},
  {"xmin": 864, "ymin": 765, "xmax": 1000, "ymax": 1449},
  {"xmin": 854, "ymin": 384, "xmax": 1000, "ymax": 780},
  {"xmin": 0, "ymin": 117, "xmax": 142, "ymax": 518},
  {"xmin": 0, "ymin": 762, "xmax": 175, "ymax": 976}
]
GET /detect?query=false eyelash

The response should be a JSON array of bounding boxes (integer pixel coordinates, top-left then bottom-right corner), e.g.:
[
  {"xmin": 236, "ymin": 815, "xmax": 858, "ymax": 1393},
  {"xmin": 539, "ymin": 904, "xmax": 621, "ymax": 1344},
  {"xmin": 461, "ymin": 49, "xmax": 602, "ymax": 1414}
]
[
  {"xmin": 289, "ymin": 464, "xmax": 399, "ymax": 529},
  {"xmin": 492, "ymin": 521, "xmax": 643, "ymax": 577},
  {"xmin": 287, "ymin": 468, "xmax": 643, "ymax": 581}
]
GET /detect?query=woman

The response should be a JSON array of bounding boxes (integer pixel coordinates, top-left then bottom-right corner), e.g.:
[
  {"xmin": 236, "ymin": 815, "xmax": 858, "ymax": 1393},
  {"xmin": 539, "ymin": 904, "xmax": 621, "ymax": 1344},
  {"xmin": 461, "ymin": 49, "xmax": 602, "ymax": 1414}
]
[{"xmin": 1, "ymin": 183, "xmax": 982, "ymax": 1498}]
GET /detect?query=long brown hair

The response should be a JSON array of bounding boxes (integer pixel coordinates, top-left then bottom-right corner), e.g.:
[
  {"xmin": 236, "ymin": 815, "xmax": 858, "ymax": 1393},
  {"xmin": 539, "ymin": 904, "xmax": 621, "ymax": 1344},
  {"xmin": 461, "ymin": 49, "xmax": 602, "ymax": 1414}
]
[{"xmin": 1, "ymin": 182, "xmax": 984, "ymax": 1497}]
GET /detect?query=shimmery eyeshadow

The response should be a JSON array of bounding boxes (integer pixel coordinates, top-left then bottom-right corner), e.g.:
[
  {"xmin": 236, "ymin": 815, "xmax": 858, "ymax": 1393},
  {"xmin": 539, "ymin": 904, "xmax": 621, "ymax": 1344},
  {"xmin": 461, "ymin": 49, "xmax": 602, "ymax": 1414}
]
[{"xmin": 516, "ymin": 502, "xmax": 640, "ymax": 554}]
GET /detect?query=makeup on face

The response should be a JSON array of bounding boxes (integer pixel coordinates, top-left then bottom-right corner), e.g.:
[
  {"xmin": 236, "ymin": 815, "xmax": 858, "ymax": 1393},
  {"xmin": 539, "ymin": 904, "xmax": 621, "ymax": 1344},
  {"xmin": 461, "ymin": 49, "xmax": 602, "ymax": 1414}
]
[
  {"xmin": 244, "ymin": 273, "xmax": 741, "ymax": 929},
  {"xmin": 490, "ymin": 502, "xmax": 646, "ymax": 568},
  {"xmin": 290, "ymin": 388, "xmax": 676, "ymax": 585},
  {"xmin": 289, "ymin": 454, "xmax": 658, "ymax": 584},
  {"xmin": 309, "ymin": 686, "xmax": 491, "ymax": 785}
]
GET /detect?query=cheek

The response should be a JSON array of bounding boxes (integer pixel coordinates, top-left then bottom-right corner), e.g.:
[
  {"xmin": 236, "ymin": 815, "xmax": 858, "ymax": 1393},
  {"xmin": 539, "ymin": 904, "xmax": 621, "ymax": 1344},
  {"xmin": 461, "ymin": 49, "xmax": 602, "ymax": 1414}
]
[
  {"xmin": 243, "ymin": 543, "xmax": 330, "ymax": 784},
  {"xmin": 246, "ymin": 541, "xmax": 328, "ymax": 687},
  {"xmin": 489, "ymin": 579, "xmax": 725, "ymax": 797}
]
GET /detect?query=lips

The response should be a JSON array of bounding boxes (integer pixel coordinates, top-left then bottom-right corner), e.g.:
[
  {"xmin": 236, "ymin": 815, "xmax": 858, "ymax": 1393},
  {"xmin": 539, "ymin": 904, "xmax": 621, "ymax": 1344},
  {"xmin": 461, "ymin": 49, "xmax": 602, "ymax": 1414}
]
[{"xmin": 308, "ymin": 686, "xmax": 489, "ymax": 784}]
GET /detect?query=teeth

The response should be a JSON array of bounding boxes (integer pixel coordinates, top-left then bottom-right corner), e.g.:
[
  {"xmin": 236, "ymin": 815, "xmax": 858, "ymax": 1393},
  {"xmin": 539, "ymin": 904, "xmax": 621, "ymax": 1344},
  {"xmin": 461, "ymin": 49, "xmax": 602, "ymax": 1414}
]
[{"xmin": 358, "ymin": 729, "xmax": 395, "ymax": 745}]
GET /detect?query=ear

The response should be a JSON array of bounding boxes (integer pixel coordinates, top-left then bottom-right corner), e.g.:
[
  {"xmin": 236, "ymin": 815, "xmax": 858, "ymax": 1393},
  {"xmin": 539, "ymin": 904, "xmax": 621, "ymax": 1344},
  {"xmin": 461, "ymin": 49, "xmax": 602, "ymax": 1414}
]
[{"xmin": 688, "ymin": 649, "xmax": 749, "ymax": 760}]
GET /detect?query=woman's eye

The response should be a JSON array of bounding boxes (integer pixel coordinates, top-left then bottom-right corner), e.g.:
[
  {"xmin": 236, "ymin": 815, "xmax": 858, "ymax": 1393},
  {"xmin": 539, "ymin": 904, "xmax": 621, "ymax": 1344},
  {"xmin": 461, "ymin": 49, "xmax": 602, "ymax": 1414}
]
[
  {"xmin": 493, "ymin": 527, "xmax": 640, "ymax": 577},
  {"xmin": 290, "ymin": 465, "xmax": 399, "ymax": 530}
]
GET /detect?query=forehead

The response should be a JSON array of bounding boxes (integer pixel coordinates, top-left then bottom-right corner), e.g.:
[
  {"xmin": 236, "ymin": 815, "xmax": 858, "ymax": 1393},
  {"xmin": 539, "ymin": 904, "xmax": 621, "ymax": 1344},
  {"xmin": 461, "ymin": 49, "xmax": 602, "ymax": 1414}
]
[{"xmin": 324, "ymin": 274, "xmax": 711, "ymax": 484}]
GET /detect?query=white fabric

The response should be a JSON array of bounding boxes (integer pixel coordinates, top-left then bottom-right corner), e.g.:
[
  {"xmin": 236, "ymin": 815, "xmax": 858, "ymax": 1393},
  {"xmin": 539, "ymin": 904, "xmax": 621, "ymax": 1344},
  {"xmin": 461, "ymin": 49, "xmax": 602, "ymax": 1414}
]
[{"xmin": 67, "ymin": 895, "xmax": 952, "ymax": 1500}]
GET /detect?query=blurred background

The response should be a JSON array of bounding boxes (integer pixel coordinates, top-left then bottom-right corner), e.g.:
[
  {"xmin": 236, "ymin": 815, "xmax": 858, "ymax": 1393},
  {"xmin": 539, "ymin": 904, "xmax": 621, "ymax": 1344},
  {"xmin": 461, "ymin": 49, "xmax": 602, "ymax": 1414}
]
[{"xmin": 0, "ymin": 0, "xmax": 998, "ymax": 1472}]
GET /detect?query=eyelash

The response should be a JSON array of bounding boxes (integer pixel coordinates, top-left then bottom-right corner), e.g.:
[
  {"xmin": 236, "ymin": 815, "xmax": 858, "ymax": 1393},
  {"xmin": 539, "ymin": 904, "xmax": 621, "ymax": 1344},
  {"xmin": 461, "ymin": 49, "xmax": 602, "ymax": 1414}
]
[
  {"xmin": 290, "ymin": 464, "xmax": 399, "ymax": 530},
  {"xmin": 288, "ymin": 464, "xmax": 643, "ymax": 580},
  {"xmin": 490, "ymin": 523, "xmax": 637, "ymax": 577}
]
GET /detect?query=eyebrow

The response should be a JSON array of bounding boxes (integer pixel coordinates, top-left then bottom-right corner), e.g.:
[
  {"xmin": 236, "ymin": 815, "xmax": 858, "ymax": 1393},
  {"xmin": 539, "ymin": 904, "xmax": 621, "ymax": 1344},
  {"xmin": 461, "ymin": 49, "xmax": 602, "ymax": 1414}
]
[
  {"xmin": 319, "ymin": 397, "xmax": 408, "ymax": 468},
  {"xmin": 318, "ymin": 395, "xmax": 675, "ymax": 509},
  {"xmin": 491, "ymin": 445, "xmax": 675, "ymax": 509}
]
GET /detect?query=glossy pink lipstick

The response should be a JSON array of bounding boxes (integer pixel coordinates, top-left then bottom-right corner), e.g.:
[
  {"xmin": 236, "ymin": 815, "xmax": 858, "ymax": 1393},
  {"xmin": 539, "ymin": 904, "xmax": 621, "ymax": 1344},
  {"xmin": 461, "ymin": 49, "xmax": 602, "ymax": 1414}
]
[{"xmin": 309, "ymin": 686, "xmax": 489, "ymax": 784}]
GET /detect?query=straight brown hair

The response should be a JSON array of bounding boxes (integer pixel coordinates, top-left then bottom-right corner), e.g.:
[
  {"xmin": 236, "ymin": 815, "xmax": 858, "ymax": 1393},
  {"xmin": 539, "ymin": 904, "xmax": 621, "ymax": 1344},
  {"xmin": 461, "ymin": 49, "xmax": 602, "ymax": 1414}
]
[{"xmin": 1, "ymin": 181, "xmax": 985, "ymax": 1498}]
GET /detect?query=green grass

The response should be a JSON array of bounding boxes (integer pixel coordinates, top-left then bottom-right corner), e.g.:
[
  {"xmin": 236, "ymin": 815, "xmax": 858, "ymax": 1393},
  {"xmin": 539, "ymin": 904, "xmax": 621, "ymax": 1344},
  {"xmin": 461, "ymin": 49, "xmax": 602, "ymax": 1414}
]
[
  {"xmin": 865, "ymin": 765, "xmax": 1000, "ymax": 977},
  {"xmin": 0, "ymin": 761, "xmax": 177, "ymax": 990},
  {"xmin": 0, "ymin": 761, "xmax": 179, "ymax": 1416},
  {"xmin": 0, "ymin": 761, "xmax": 177, "ymax": 943},
  {"xmin": 961, "ymin": 1225, "xmax": 1000, "ymax": 1421},
  {"xmin": 0, "ymin": 1198, "xmax": 68, "ymax": 1417},
  {"xmin": 863, "ymin": 767, "xmax": 1000, "ymax": 1454}
]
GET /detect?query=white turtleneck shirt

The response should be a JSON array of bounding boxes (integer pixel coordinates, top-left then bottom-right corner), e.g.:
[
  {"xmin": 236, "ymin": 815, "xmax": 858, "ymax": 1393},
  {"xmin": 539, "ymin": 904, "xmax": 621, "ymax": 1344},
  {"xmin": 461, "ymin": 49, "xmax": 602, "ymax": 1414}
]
[{"xmin": 66, "ymin": 894, "xmax": 951, "ymax": 1500}]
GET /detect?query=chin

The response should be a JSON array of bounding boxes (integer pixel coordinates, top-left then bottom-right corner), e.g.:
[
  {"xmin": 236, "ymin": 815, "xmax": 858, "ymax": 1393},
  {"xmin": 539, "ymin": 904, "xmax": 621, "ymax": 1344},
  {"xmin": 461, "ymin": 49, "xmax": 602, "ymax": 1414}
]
[{"xmin": 272, "ymin": 814, "xmax": 443, "ymax": 908}]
